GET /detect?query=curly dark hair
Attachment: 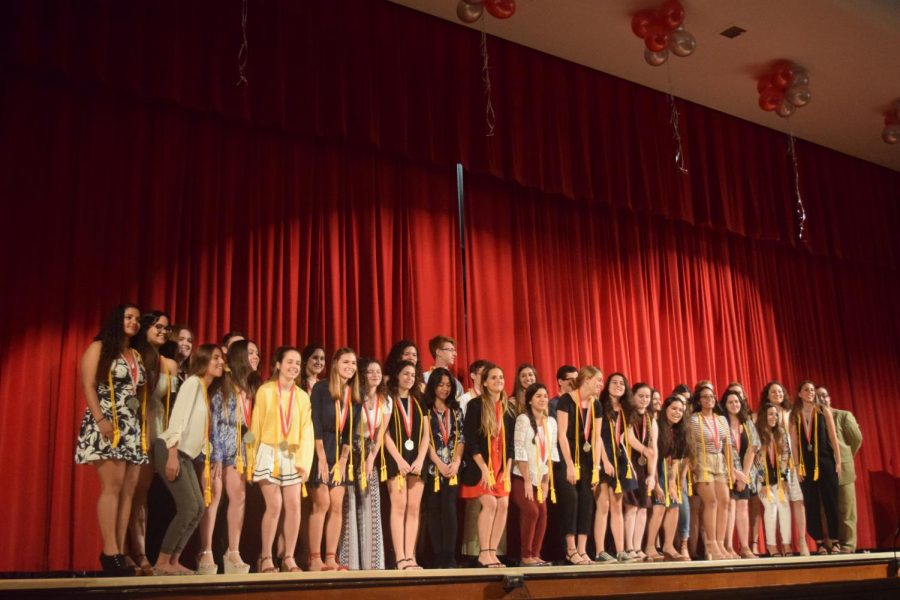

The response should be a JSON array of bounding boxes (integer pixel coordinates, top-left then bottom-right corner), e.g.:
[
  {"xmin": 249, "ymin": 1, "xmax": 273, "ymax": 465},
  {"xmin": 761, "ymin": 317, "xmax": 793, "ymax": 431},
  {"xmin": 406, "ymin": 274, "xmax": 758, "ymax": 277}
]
[{"xmin": 94, "ymin": 304, "xmax": 140, "ymax": 385}]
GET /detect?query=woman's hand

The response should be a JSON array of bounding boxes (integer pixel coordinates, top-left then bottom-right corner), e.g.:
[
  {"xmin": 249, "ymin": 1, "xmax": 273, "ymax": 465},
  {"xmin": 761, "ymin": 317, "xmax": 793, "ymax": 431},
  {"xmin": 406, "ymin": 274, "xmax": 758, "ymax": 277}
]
[
  {"xmin": 410, "ymin": 457, "xmax": 425, "ymax": 476},
  {"xmin": 211, "ymin": 462, "xmax": 222, "ymax": 480},
  {"xmin": 448, "ymin": 460, "xmax": 461, "ymax": 478},
  {"xmin": 398, "ymin": 459, "xmax": 411, "ymax": 476},
  {"xmin": 96, "ymin": 417, "xmax": 114, "ymax": 442},
  {"xmin": 603, "ymin": 460, "xmax": 615, "ymax": 477},
  {"xmin": 480, "ymin": 464, "xmax": 492, "ymax": 489},
  {"xmin": 524, "ymin": 482, "xmax": 534, "ymax": 501},
  {"xmin": 165, "ymin": 454, "xmax": 180, "ymax": 482},
  {"xmin": 566, "ymin": 462, "xmax": 576, "ymax": 485},
  {"xmin": 318, "ymin": 461, "xmax": 330, "ymax": 484}
]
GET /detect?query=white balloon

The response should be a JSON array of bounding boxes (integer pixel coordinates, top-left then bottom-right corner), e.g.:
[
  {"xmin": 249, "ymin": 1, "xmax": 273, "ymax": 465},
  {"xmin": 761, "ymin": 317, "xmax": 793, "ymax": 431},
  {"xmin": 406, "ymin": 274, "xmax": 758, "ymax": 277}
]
[
  {"xmin": 883, "ymin": 124, "xmax": 900, "ymax": 144},
  {"xmin": 786, "ymin": 85, "xmax": 812, "ymax": 107},
  {"xmin": 644, "ymin": 48, "xmax": 669, "ymax": 67},
  {"xmin": 791, "ymin": 70, "xmax": 810, "ymax": 87},
  {"xmin": 456, "ymin": 0, "xmax": 483, "ymax": 23},
  {"xmin": 668, "ymin": 30, "xmax": 696, "ymax": 58},
  {"xmin": 776, "ymin": 99, "xmax": 796, "ymax": 118}
]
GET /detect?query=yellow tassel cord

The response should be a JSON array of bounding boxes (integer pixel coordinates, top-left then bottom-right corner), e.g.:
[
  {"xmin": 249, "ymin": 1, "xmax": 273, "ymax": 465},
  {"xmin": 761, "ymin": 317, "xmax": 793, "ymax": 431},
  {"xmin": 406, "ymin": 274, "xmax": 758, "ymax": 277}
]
[
  {"xmin": 609, "ymin": 416, "xmax": 622, "ymax": 494},
  {"xmin": 573, "ymin": 391, "xmax": 581, "ymax": 482},
  {"xmin": 622, "ymin": 409, "xmax": 633, "ymax": 480},
  {"xmin": 392, "ymin": 396, "xmax": 424, "ymax": 491},
  {"xmin": 725, "ymin": 418, "xmax": 734, "ymax": 490},
  {"xmin": 535, "ymin": 418, "xmax": 556, "ymax": 504},
  {"xmin": 200, "ymin": 379, "xmax": 212, "ymax": 507},
  {"xmin": 348, "ymin": 392, "xmax": 355, "ymax": 482},
  {"xmin": 360, "ymin": 408, "xmax": 368, "ymax": 493},
  {"xmin": 697, "ymin": 415, "xmax": 710, "ymax": 483},
  {"xmin": 334, "ymin": 387, "xmax": 353, "ymax": 484},
  {"xmin": 234, "ymin": 385, "xmax": 244, "ymax": 475},
  {"xmin": 162, "ymin": 358, "xmax": 171, "ymax": 429},
  {"xmin": 687, "ymin": 468, "xmax": 693, "ymax": 497},
  {"xmin": 663, "ymin": 457, "xmax": 671, "ymax": 507},
  {"xmin": 273, "ymin": 386, "xmax": 282, "ymax": 478},
  {"xmin": 133, "ymin": 352, "xmax": 149, "ymax": 454},
  {"xmin": 428, "ymin": 410, "xmax": 441, "ymax": 493},
  {"xmin": 589, "ymin": 402, "xmax": 599, "ymax": 486},
  {"xmin": 107, "ymin": 370, "xmax": 121, "ymax": 448},
  {"xmin": 502, "ymin": 405, "xmax": 510, "ymax": 494},
  {"xmin": 764, "ymin": 440, "xmax": 786, "ymax": 502}
]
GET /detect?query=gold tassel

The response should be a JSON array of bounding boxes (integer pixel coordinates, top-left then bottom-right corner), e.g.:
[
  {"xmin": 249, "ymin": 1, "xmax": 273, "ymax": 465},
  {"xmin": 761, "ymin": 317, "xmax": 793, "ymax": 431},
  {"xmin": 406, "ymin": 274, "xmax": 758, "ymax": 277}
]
[
  {"xmin": 332, "ymin": 463, "xmax": 342, "ymax": 483},
  {"xmin": 610, "ymin": 416, "xmax": 621, "ymax": 492},
  {"xmin": 397, "ymin": 474, "xmax": 405, "ymax": 491},
  {"xmin": 201, "ymin": 379, "xmax": 212, "ymax": 507},
  {"xmin": 623, "ymin": 409, "xmax": 633, "ymax": 480},
  {"xmin": 536, "ymin": 484, "xmax": 543, "ymax": 504},
  {"xmin": 107, "ymin": 370, "xmax": 121, "ymax": 448},
  {"xmin": 140, "ymin": 384, "xmax": 148, "ymax": 454},
  {"xmin": 301, "ymin": 482, "xmax": 308, "ymax": 498},
  {"xmin": 663, "ymin": 459, "xmax": 670, "ymax": 507},
  {"xmin": 813, "ymin": 410, "xmax": 819, "ymax": 481},
  {"xmin": 348, "ymin": 398, "xmax": 355, "ymax": 482},
  {"xmin": 687, "ymin": 469, "xmax": 693, "ymax": 497},
  {"xmin": 380, "ymin": 462, "xmax": 388, "ymax": 482},
  {"xmin": 449, "ymin": 474, "xmax": 458, "ymax": 486},
  {"xmin": 725, "ymin": 421, "xmax": 734, "ymax": 490},
  {"xmin": 234, "ymin": 386, "xmax": 244, "ymax": 474},
  {"xmin": 434, "ymin": 475, "xmax": 440, "ymax": 493}
]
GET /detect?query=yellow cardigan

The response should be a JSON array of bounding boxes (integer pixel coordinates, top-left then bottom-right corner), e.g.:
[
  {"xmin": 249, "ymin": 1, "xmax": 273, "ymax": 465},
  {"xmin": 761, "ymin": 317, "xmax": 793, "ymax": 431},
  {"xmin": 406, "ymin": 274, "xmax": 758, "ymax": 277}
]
[{"xmin": 249, "ymin": 381, "xmax": 314, "ymax": 473}]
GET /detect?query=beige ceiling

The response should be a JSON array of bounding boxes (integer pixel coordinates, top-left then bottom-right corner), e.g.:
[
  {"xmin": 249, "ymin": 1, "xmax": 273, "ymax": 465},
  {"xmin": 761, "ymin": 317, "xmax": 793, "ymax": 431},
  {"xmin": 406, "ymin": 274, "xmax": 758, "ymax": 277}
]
[{"xmin": 388, "ymin": 0, "xmax": 900, "ymax": 172}]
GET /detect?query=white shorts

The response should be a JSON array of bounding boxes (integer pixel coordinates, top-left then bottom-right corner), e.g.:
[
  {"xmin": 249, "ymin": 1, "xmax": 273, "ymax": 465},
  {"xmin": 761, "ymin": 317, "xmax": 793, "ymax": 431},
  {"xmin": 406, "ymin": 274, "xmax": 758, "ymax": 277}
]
[{"xmin": 252, "ymin": 443, "xmax": 303, "ymax": 487}]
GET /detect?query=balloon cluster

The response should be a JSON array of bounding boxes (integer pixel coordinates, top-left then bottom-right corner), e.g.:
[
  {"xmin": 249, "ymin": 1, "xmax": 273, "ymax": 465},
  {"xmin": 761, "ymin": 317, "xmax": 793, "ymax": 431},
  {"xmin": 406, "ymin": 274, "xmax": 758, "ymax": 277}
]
[
  {"xmin": 630, "ymin": 1, "xmax": 696, "ymax": 67},
  {"xmin": 882, "ymin": 101, "xmax": 900, "ymax": 144},
  {"xmin": 456, "ymin": 0, "xmax": 515, "ymax": 23},
  {"xmin": 757, "ymin": 60, "xmax": 812, "ymax": 118}
]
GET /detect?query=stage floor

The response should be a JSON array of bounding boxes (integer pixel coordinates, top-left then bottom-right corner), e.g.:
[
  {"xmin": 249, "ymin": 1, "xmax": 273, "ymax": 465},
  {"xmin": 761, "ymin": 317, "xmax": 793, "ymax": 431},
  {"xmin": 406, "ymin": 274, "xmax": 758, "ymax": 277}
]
[{"xmin": 2, "ymin": 552, "xmax": 898, "ymax": 599}]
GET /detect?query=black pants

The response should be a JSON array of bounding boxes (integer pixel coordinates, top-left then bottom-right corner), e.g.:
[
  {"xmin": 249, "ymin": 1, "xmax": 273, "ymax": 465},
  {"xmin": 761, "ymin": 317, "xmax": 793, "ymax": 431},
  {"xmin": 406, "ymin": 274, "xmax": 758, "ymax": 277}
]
[
  {"xmin": 426, "ymin": 477, "xmax": 459, "ymax": 566},
  {"xmin": 554, "ymin": 463, "xmax": 594, "ymax": 537},
  {"xmin": 799, "ymin": 460, "xmax": 840, "ymax": 542}
]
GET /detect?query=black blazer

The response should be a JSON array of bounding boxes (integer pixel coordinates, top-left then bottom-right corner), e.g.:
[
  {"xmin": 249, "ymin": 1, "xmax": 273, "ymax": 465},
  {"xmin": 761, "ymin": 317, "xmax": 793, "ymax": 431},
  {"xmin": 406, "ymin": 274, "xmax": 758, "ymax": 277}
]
[{"xmin": 461, "ymin": 396, "xmax": 516, "ymax": 487}]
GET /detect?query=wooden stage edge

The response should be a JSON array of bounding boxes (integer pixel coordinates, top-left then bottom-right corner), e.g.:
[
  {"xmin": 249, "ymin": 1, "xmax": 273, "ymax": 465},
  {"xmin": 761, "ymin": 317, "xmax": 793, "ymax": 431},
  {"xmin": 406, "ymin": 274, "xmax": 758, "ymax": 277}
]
[{"xmin": 1, "ymin": 552, "xmax": 897, "ymax": 599}]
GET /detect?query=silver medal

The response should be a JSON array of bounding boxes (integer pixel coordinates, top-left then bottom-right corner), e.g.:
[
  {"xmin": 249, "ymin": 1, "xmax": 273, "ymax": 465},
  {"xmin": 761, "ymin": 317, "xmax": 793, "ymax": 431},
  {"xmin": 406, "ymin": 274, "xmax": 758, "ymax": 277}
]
[
  {"xmin": 243, "ymin": 431, "xmax": 256, "ymax": 445},
  {"xmin": 638, "ymin": 456, "xmax": 647, "ymax": 466},
  {"xmin": 125, "ymin": 395, "xmax": 140, "ymax": 412},
  {"xmin": 807, "ymin": 444, "xmax": 812, "ymax": 452},
  {"xmin": 279, "ymin": 440, "xmax": 289, "ymax": 452},
  {"xmin": 582, "ymin": 442, "xmax": 591, "ymax": 453},
  {"xmin": 404, "ymin": 439, "xmax": 414, "ymax": 451}
]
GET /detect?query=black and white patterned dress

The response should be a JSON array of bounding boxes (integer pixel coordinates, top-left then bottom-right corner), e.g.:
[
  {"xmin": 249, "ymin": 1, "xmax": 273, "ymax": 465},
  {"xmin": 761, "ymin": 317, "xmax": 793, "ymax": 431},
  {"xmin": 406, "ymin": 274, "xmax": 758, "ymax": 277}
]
[{"xmin": 74, "ymin": 355, "xmax": 148, "ymax": 465}]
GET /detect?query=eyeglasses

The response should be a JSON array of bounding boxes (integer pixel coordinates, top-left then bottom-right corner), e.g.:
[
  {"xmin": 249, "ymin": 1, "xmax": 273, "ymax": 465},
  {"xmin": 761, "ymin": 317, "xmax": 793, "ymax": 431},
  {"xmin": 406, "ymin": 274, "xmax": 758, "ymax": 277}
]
[
  {"xmin": 564, "ymin": 377, "xmax": 578, "ymax": 383},
  {"xmin": 439, "ymin": 347, "xmax": 456, "ymax": 353},
  {"xmin": 152, "ymin": 324, "xmax": 174, "ymax": 333}
]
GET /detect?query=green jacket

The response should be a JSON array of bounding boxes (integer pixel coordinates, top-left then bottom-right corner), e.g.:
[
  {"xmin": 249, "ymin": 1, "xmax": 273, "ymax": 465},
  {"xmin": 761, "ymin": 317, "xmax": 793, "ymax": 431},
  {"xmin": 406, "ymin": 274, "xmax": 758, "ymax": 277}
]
[{"xmin": 832, "ymin": 408, "xmax": 862, "ymax": 485}]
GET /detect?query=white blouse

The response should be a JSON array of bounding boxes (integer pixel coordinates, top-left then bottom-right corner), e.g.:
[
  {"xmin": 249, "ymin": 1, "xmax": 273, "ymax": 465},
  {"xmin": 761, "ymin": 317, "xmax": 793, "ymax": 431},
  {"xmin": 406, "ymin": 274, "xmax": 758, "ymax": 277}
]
[
  {"xmin": 512, "ymin": 414, "xmax": 559, "ymax": 483},
  {"xmin": 158, "ymin": 375, "xmax": 210, "ymax": 459}
]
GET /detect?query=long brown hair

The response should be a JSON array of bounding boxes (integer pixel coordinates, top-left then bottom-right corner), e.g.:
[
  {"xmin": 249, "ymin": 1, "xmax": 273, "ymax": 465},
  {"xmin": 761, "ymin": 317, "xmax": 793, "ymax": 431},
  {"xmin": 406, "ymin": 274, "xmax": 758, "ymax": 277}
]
[
  {"xmin": 189, "ymin": 343, "xmax": 224, "ymax": 396},
  {"xmin": 479, "ymin": 363, "xmax": 508, "ymax": 438}
]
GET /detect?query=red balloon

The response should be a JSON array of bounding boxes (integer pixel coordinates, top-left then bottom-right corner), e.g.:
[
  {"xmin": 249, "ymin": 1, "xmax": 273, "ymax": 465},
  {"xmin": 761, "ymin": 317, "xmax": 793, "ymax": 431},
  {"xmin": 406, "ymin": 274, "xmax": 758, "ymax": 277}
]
[
  {"xmin": 631, "ymin": 9, "xmax": 655, "ymax": 38},
  {"xmin": 758, "ymin": 88, "xmax": 783, "ymax": 112},
  {"xmin": 770, "ymin": 60, "xmax": 794, "ymax": 89},
  {"xmin": 484, "ymin": 0, "xmax": 516, "ymax": 19},
  {"xmin": 658, "ymin": 0, "xmax": 685, "ymax": 31},
  {"xmin": 886, "ymin": 112, "xmax": 900, "ymax": 126},
  {"xmin": 757, "ymin": 74, "xmax": 775, "ymax": 94},
  {"xmin": 644, "ymin": 23, "xmax": 669, "ymax": 52}
]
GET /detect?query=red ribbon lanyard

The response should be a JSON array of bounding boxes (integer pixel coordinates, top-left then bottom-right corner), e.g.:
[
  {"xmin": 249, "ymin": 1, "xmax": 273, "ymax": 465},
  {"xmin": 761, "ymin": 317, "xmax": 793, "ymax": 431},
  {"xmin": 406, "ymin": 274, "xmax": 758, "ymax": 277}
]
[
  {"xmin": 701, "ymin": 414, "xmax": 720, "ymax": 452},
  {"xmin": 494, "ymin": 400, "xmax": 504, "ymax": 438},
  {"xmin": 365, "ymin": 396, "xmax": 380, "ymax": 441},
  {"xmin": 802, "ymin": 413, "xmax": 814, "ymax": 445},
  {"xmin": 397, "ymin": 396, "xmax": 413, "ymax": 439},
  {"xmin": 123, "ymin": 352, "xmax": 139, "ymax": 394},
  {"xmin": 436, "ymin": 408, "xmax": 451, "ymax": 445},
  {"xmin": 238, "ymin": 388, "xmax": 252, "ymax": 428},
  {"xmin": 278, "ymin": 383, "xmax": 295, "ymax": 438},
  {"xmin": 537, "ymin": 423, "xmax": 547, "ymax": 462}
]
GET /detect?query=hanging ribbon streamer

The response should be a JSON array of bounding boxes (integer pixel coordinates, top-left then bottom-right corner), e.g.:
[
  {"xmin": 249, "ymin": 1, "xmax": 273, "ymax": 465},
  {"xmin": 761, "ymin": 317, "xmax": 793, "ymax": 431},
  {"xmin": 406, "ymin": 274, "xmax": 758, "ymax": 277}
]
[
  {"xmin": 668, "ymin": 94, "xmax": 688, "ymax": 174},
  {"xmin": 236, "ymin": 0, "xmax": 249, "ymax": 87},
  {"xmin": 480, "ymin": 27, "xmax": 496, "ymax": 137},
  {"xmin": 787, "ymin": 134, "xmax": 806, "ymax": 241}
]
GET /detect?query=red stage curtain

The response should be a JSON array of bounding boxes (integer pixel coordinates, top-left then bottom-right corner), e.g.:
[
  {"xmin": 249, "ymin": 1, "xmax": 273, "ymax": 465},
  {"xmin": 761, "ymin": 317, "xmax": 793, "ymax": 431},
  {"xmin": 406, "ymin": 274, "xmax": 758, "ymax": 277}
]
[
  {"xmin": 5, "ymin": 0, "xmax": 899, "ymax": 264},
  {"xmin": 0, "ymin": 71, "xmax": 463, "ymax": 571},
  {"xmin": 462, "ymin": 172, "xmax": 900, "ymax": 551},
  {"xmin": 2, "ymin": 0, "xmax": 899, "ymax": 571}
]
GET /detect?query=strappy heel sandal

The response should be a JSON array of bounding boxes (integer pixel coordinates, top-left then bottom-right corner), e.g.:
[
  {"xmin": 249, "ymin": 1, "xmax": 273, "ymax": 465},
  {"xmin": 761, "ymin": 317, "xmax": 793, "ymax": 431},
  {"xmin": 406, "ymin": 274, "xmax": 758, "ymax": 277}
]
[
  {"xmin": 281, "ymin": 555, "xmax": 302, "ymax": 573},
  {"xmin": 133, "ymin": 554, "xmax": 153, "ymax": 576},
  {"xmin": 566, "ymin": 549, "xmax": 584, "ymax": 565},
  {"xmin": 395, "ymin": 557, "xmax": 411, "ymax": 570},
  {"xmin": 478, "ymin": 549, "xmax": 502, "ymax": 568},
  {"xmin": 256, "ymin": 555, "xmax": 278, "ymax": 574},
  {"xmin": 321, "ymin": 552, "xmax": 337, "ymax": 572}
]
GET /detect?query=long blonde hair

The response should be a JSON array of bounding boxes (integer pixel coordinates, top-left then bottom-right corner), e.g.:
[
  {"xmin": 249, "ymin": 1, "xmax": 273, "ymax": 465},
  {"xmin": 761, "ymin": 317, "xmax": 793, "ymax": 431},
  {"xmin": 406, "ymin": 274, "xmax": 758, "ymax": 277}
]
[
  {"xmin": 328, "ymin": 347, "xmax": 361, "ymax": 404},
  {"xmin": 479, "ymin": 363, "xmax": 508, "ymax": 437}
]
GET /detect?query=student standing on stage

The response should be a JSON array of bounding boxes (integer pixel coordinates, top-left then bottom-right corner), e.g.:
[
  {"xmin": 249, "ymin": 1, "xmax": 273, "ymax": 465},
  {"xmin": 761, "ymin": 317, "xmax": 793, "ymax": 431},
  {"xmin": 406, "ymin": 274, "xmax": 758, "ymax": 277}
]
[
  {"xmin": 298, "ymin": 344, "xmax": 326, "ymax": 395},
  {"xmin": 791, "ymin": 381, "xmax": 842, "ymax": 554},
  {"xmin": 669, "ymin": 384, "xmax": 693, "ymax": 560},
  {"xmin": 151, "ymin": 344, "xmax": 223, "ymax": 575},
  {"xmin": 512, "ymin": 383, "xmax": 558, "ymax": 566},
  {"xmin": 644, "ymin": 395, "xmax": 690, "ymax": 561},
  {"xmin": 816, "ymin": 387, "xmax": 862, "ymax": 553},
  {"xmin": 623, "ymin": 383, "xmax": 657, "ymax": 561},
  {"xmin": 308, "ymin": 348, "xmax": 360, "ymax": 571},
  {"xmin": 760, "ymin": 380, "xmax": 808, "ymax": 555},
  {"xmin": 384, "ymin": 339, "xmax": 425, "ymax": 390},
  {"xmin": 220, "ymin": 332, "xmax": 245, "ymax": 356},
  {"xmin": 594, "ymin": 372, "xmax": 638, "ymax": 564},
  {"xmin": 460, "ymin": 363, "xmax": 515, "ymax": 568},
  {"xmin": 755, "ymin": 403, "xmax": 792, "ymax": 557},
  {"xmin": 249, "ymin": 346, "xmax": 314, "ymax": 573},
  {"xmin": 459, "ymin": 359, "xmax": 488, "ymax": 416},
  {"xmin": 384, "ymin": 360, "xmax": 429, "ymax": 569},
  {"xmin": 720, "ymin": 389, "xmax": 760, "ymax": 559},
  {"xmin": 342, "ymin": 358, "xmax": 391, "ymax": 570},
  {"xmin": 197, "ymin": 339, "xmax": 262, "ymax": 574},
  {"xmin": 128, "ymin": 311, "xmax": 181, "ymax": 576},
  {"xmin": 458, "ymin": 359, "xmax": 488, "ymax": 561},
  {"xmin": 161, "ymin": 325, "xmax": 193, "ymax": 383},
  {"xmin": 75, "ymin": 304, "xmax": 147, "ymax": 576},
  {"xmin": 424, "ymin": 367, "xmax": 466, "ymax": 568},
  {"xmin": 511, "ymin": 364, "xmax": 538, "ymax": 415},
  {"xmin": 728, "ymin": 381, "xmax": 762, "ymax": 556},
  {"xmin": 424, "ymin": 335, "xmax": 464, "ymax": 396},
  {"xmin": 556, "ymin": 366, "xmax": 604, "ymax": 565},
  {"xmin": 549, "ymin": 365, "xmax": 578, "ymax": 419}
]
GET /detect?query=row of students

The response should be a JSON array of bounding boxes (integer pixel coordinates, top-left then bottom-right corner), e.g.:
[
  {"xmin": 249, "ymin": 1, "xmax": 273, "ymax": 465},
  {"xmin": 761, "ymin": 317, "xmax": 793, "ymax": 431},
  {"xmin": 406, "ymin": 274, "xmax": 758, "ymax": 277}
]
[{"xmin": 74, "ymin": 305, "xmax": 849, "ymax": 576}]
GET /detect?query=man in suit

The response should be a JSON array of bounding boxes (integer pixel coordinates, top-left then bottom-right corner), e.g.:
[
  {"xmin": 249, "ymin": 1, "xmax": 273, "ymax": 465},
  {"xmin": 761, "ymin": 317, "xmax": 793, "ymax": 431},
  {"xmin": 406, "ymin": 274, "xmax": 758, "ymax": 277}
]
[{"xmin": 817, "ymin": 386, "xmax": 863, "ymax": 552}]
